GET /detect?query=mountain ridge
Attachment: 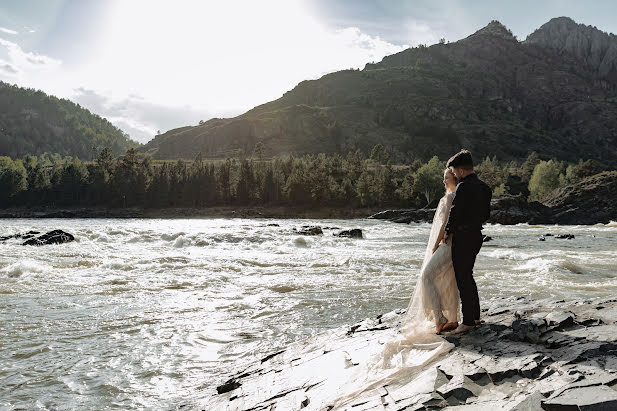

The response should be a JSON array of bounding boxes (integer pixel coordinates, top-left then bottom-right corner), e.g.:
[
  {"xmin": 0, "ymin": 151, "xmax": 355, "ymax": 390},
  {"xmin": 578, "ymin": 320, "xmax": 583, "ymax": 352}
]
[{"xmin": 139, "ymin": 17, "xmax": 617, "ymax": 165}]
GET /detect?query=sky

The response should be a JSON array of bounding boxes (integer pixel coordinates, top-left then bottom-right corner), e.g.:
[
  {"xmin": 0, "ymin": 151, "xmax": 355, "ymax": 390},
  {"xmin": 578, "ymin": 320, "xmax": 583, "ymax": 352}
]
[{"xmin": 1, "ymin": 0, "xmax": 617, "ymax": 144}]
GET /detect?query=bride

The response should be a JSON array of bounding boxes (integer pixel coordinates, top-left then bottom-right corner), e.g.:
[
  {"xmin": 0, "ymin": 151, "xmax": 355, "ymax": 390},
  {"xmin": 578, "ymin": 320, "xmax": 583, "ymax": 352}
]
[
  {"xmin": 376, "ymin": 167, "xmax": 461, "ymax": 369},
  {"xmin": 406, "ymin": 167, "xmax": 460, "ymax": 335},
  {"xmin": 330, "ymin": 169, "xmax": 462, "ymax": 407}
]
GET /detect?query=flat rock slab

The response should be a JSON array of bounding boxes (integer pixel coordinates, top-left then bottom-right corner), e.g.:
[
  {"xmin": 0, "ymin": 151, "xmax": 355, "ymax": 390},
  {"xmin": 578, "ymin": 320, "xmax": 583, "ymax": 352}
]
[
  {"xmin": 542, "ymin": 385, "xmax": 617, "ymax": 410},
  {"xmin": 193, "ymin": 297, "xmax": 617, "ymax": 410}
]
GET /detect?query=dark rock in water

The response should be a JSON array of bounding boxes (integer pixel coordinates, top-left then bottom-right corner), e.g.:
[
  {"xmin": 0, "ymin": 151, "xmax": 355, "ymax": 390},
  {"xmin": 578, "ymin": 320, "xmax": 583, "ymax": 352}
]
[
  {"xmin": 538, "ymin": 236, "xmax": 546, "ymax": 241},
  {"xmin": 295, "ymin": 226, "xmax": 323, "ymax": 235},
  {"xmin": 22, "ymin": 230, "xmax": 75, "ymax": 246},
  {"xmin": 266, "ymin": 223, "xmax": 280, "ymax": 227},
  {"xmin": 322, "ymin": 226, "xmax": 341, "ymax": 230},
  {"xmin": 483, "ymin": 235, "xmax": 492, "ymax": 242},
  {"xmin": 335, "ymin": 229, "xmax": 363, "ymax": 239},
  {"xmin": 0, "ymin": 230, "xmax": 41, "ymax": 242},
  {"xmin": 216, "ymin": 378, "xmax": 241, "ymax": 394},
  {"xmin": 555, "ymin": 234, "xmax": 575, "ymax": 239},
  {"xmin": 545, "ymin": 233, "xmax": 553, "ymax": 236},
  {"xmin": 368, "ymin": 208, "xmax": 435, "ymax": 224}
]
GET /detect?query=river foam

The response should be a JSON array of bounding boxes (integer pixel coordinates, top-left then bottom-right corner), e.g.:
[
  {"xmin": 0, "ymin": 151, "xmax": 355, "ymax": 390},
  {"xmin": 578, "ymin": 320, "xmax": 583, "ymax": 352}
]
[{"xmin": 1, "ymin": 218, "xmax": 615, "ymax": 409}]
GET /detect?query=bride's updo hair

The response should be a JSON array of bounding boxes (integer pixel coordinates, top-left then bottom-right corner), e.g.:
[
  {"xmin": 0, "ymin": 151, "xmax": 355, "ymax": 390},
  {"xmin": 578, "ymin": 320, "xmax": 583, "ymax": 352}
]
[{"xmin": 443, "ymin": 168, "xmax": 458, "ymax": 194}]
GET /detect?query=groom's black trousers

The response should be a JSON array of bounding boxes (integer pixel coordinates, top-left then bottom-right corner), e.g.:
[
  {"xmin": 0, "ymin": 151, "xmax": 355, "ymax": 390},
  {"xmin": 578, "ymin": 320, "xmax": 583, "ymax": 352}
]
[{"xmin": 452, "ymin": 230, "xmax": 483, "ymax": 326}]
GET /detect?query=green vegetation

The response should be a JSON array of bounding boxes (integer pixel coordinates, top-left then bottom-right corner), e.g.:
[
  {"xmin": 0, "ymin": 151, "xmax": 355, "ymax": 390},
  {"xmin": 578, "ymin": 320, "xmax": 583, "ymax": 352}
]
[
  {"xmin": 0, "ymin": 145, "xmax": 610, "ymax": 210},
  {"xmin": 0, "ymin": 81, "xmax": 139, "ymax": 159},
  {"xmin": 528, "ymin": 158, "xmax": 601, "ymax": 201}
]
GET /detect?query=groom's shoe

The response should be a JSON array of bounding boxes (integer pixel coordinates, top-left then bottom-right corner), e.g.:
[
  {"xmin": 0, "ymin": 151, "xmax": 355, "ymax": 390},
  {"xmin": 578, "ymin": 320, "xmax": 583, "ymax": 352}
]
[{"xmin": 447, "ymin": 323, "xmax": 475, "ymax": 335}]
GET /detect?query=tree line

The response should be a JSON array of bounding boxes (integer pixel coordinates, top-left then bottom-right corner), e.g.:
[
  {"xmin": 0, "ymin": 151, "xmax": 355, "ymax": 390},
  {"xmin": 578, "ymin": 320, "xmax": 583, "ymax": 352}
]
[{"xmin": 0, "ymin": 145, "xmax": 608, "ymax": 209}]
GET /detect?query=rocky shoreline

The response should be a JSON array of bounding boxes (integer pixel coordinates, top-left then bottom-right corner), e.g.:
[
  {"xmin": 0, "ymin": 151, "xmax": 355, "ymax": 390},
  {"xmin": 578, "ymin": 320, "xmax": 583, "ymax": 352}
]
[
  {"xmin": 195, "ymin": 297, "xmax": 617, "ymax": 410},
  {"xmin": 371, "ymin": 172, "xmax": 617, "ymax": 226}
]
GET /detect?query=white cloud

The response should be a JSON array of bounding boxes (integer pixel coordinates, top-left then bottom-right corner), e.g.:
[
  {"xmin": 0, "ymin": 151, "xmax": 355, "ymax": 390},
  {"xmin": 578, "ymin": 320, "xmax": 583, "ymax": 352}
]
[
  {"xmin": 0, "ymin": 27, "xmax": 18, "ymax": 35},
  {"xmin": 0, "ymin": 37, "xmax": 62, "ymax": 81}
]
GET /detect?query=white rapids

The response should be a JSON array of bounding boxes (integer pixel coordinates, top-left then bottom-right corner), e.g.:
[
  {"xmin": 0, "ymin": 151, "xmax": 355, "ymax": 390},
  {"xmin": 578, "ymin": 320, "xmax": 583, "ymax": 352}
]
[{"xmin": 1, "ymin": 218, "xmax": 616, "ymax": 409}]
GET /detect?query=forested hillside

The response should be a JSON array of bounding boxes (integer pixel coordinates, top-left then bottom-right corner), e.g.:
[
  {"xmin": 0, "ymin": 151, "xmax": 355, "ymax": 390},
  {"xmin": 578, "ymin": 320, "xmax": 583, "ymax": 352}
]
[{"xmin": 0, "ymin": 81, "xmax": 138, "ymax": 159}]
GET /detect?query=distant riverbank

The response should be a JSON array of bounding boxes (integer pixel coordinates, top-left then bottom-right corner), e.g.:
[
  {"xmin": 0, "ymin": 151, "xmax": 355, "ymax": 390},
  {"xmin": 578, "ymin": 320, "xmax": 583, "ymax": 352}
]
[{"xmin": 0, "ymin": 206, "xmax": 383, "ymax": 220}]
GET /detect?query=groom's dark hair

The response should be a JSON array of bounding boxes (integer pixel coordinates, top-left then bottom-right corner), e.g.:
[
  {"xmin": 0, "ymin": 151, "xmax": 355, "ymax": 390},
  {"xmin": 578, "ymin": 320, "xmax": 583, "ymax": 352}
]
[{"xmin": 447, "ymin": 149, "xmax": 473, "ymax": 169}]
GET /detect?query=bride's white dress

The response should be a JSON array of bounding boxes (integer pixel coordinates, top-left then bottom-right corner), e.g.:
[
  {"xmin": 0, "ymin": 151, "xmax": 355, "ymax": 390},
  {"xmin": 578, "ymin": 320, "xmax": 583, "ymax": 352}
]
[{"xmin": 331, "ymin": 193, "xmax": 461, "ymax": 407}]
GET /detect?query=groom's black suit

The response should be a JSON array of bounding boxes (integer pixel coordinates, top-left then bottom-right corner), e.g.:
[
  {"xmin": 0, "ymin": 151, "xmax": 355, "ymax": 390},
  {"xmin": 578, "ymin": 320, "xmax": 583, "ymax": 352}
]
[{"xmin": 445, "ymin": 173, "xmax": 492, "ymax": 326}]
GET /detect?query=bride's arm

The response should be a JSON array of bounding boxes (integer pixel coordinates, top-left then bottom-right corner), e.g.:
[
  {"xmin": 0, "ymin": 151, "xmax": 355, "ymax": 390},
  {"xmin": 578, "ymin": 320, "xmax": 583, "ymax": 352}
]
[{"xmin": 432, "ymin": 195, "xmax": 453, "ymax": 253}]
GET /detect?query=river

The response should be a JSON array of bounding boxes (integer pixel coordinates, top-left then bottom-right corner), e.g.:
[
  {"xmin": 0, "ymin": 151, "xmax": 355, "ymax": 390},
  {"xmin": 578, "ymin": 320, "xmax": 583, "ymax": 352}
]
[{"xmin": 1, "ymin": 218, "xmax": 616, "ymax": 409}]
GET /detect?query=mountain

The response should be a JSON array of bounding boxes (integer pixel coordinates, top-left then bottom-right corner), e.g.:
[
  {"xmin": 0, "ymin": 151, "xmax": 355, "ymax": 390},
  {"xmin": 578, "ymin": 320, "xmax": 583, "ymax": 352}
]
[
  {"xmin": 141, "ymin": 19, "xmax": 617, "ymax": 166},
  {"xmin": 525, "ymin": 17, "xmax": 617, "ymax": 82},
  {"xmin": 0, "ymin": 81, "xmax": 139, "ymax": 159}
]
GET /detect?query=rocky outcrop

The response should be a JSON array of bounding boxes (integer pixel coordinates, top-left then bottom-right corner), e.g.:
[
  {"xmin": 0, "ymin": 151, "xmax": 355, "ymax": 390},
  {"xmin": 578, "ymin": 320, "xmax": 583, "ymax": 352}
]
[
  {"xmin": 195, "ymin": 297, "xmax": 617, "ymax": 410},
  {"xmin": 544, "ymin": 171, "xmax": 617, "ymax": 224},
  {"xmin": 526, "ymin": 17, "xmax": 617, "ymax": 81},
  {"xmin": 369, "ymin": 194, "xmax": 553, "ymax": 225},
  {"xmin": 488, "ymin": 194, "xmax": 553, "ymax": 224},
  {"xmin": 371, "ymin": 172, "xmax": 617, "ymax": 226},
  {"xmin": 21, "ymin": 230, "xmax": 75, "ymax": 246}
]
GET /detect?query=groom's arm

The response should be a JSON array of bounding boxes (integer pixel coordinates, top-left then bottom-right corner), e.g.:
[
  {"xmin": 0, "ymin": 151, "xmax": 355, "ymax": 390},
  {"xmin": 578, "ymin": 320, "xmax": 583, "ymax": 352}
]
[{"xmin": 444, "ymin": 183, "xmax": 467, "ymax": 236}]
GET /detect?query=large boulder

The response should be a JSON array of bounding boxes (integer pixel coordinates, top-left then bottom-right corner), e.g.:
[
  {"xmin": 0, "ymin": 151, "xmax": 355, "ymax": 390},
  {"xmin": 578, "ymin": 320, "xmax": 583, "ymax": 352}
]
[{"xmin": 22, "ymin": 230, "xmax": 75, "ymax": 246}]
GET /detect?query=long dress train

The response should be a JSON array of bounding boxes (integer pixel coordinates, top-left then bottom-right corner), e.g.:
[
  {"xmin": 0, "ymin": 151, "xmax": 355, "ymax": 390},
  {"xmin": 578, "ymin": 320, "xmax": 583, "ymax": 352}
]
[{"xmin": 330, "ymin": 193, "xmax": 461, "ymax": 407}]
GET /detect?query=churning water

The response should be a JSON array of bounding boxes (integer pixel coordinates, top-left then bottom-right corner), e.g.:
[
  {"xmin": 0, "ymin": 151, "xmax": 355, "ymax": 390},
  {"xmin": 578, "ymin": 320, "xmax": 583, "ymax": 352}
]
[{"xmin": 1, "ymin": 218, "xmax": 616, "ymax": 409}]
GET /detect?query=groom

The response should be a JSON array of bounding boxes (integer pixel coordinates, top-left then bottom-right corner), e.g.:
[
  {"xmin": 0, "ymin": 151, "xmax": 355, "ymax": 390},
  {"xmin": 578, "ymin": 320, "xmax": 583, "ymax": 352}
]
[{"xmin": 443, "ymin": 150, "xmax": 492, "ymax": 335}]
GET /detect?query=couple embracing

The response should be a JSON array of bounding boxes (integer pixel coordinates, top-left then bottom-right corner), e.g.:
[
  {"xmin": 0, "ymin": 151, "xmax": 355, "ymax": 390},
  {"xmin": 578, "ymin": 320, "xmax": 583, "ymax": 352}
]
[
  {"xmin": 407, "ymin": 149, "xmax": 492, "ymax": 337},
  {"xmin": 330, "ymin": 150, "xmax": 492, "ymax": 407}
]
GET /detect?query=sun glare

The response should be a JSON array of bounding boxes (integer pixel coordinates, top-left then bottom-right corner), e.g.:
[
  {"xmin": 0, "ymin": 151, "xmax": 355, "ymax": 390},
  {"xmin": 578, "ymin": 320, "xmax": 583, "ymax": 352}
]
[{"xmin": 92, "ymin": 0, "xmax": 403, "ymax": 114}]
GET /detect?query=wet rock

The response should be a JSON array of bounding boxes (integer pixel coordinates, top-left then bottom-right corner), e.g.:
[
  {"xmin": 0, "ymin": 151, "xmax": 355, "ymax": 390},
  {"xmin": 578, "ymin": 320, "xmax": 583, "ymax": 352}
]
[
  {"xmin": 555, "ymin": 234, "xmax": 575, "ymax": 240},
  {"xmin": 22, "ymin": 230, "xmax": 75, "ymax": 246},
  {"xmin": 483, "ymin": 235, "xmax": 493, "ymax": 242},
  {"xmin": 294, "ymin": 226, "xmax": 323, "ymax": 235},
  {"xmin": 216, "ymin": 378, "xmax": 241, "ymax": 394},
  {"xmin": 0, "ymin": 230, "xmax": 41, "ymax": 242},
  {"xmin": 539, "ymin": 236, "xmax": 546, "ymax": 241},
  {"xmin": 542, "ymin": 385, "xmax": 617, "ymax": 410},
  {"xmin": 195, "ymin": 298, "xmax": 617, "ymax": 411},
  {"xmin": 334, "ymin": 229, "xmax": 363, "ymax": 239}
]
